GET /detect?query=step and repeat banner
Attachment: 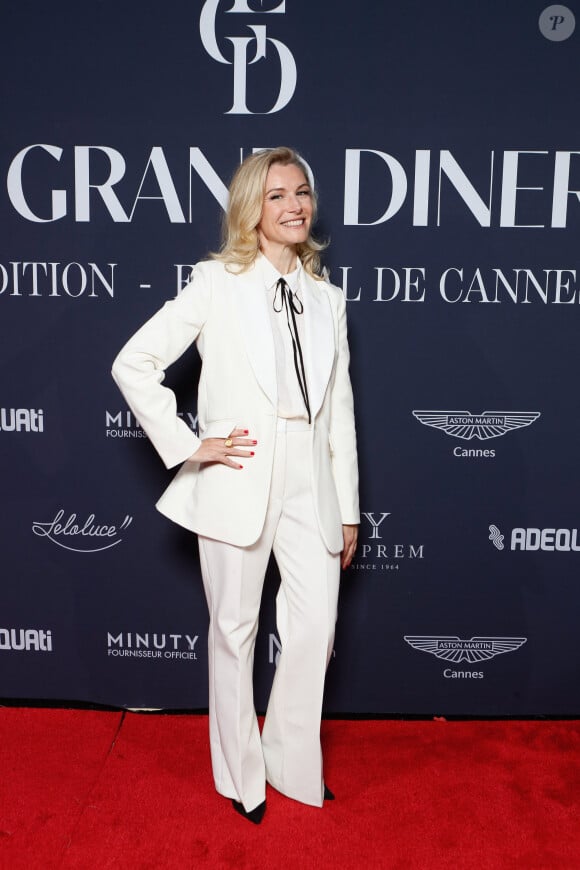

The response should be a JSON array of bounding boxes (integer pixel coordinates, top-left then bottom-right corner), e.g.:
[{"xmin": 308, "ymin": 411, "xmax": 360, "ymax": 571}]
[{"xmin": 2, "ymin": 1, "xmax": 579, "ymax": 715}]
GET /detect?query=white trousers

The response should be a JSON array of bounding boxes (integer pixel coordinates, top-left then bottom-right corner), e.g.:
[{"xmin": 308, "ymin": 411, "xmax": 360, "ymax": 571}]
[{"xmin": 198, "ymin": 424, "xmax": 340, "ymax": 812}]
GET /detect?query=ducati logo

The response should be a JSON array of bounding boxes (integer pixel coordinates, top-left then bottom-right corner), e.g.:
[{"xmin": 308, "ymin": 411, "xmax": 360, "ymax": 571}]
[{"xmin": 199, "ymin": 0, "xmax": 297, "ymax": 114}]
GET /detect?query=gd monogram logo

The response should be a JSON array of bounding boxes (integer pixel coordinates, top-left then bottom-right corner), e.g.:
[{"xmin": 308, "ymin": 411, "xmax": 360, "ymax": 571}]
[{"xmin": 199, "ymin": 0, "xmax": 297, "ymax": 114}]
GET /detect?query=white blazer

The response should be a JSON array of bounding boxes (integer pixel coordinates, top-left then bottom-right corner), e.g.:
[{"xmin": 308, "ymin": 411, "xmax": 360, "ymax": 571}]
[{"xmin": 111, "ymin": 256, "xmax": 359, "ymax": 552}]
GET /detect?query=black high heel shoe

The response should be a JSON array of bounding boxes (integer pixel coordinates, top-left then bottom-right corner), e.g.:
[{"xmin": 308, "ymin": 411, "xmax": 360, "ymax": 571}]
[{"xmin": 232, "ymin": 799, "xmax": 266, "ymax": 824}]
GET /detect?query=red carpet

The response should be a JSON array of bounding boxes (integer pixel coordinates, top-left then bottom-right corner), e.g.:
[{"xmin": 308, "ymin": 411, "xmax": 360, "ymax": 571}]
[{"xmin": 0, "ymin": 709, "xmax": 579, "ymax": 869}]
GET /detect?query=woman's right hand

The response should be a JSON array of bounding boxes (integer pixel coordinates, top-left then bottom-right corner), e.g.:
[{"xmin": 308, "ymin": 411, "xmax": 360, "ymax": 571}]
[{"xmin": 187, "ymin": 428, "xmax": 256, "ymax": 469}]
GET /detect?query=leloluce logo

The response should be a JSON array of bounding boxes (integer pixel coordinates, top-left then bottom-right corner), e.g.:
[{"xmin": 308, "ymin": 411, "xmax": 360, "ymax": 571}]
[
  {"xmin": 32, "ymin": 510, "xmax": 133, "ymax": 553},
  {"xmin": 199, "ymin": 0, "xmax": 297, "ymax": 114},
  {"xmin": 413, "ymin": 410, "xmax": 541, "ymax": 458},
  {"xmin": 404, "ymin": 635, "xmax": 527, "ymax": 680}
]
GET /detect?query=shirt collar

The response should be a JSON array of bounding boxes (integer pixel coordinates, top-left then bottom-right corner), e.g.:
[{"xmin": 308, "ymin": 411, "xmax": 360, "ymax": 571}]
[{"xmin": 258, "ymin": 252, "xmax": 302, "ymax": 294}]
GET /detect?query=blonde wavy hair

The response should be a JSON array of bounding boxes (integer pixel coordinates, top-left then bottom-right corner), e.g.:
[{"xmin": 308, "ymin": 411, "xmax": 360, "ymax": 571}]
[{"xmin": 211, "ymin": 147, "xmax": 327, "ymax": 277}]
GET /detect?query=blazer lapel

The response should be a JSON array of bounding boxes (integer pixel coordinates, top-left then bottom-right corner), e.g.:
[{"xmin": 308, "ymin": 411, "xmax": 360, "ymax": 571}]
[
  {"xmin": 302, "ymin": 273, "xmax": 335, "ymax": 420},
  {"xmin": 232, "ymin": 263, "xmax": 277, "ymax": 410}
]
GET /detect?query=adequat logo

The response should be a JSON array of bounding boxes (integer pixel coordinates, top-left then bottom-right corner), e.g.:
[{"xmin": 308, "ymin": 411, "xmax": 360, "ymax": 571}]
[
  {"xmin": 199, "ymin": 0, "xmax": 297, "ymax": 114},
  {"xmin": 489, "ymin": 523, "xmax": 580, "ymax": 552},
  {"xmin": 413, "ymin": 410, "xmax": 540, "ymax": 458}
]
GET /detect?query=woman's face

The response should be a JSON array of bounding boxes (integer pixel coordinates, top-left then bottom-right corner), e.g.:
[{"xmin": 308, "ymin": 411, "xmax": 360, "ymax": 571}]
[{"xmin": 257, "ymin": 163, "xmax": 313, "ymax": 254}]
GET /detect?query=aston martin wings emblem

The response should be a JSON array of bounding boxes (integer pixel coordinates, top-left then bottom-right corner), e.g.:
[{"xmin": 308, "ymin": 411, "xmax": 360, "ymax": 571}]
[
  {"xmin": 412, "ymin": 411, "xmax": 540, "ymax": 441},
  {"xmin": 404, "ymin": 636, "xmax": 527, "ymax": 663}
]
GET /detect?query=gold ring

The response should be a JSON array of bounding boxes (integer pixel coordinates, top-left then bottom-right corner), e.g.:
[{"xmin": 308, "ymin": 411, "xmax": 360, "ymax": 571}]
[{"xmin": 224, "ymin": 438, "xmax": 233, "ymax": 448}]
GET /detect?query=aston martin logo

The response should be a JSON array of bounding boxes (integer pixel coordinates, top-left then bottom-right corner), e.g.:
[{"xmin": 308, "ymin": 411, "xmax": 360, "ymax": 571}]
[
  {"xmin": 412, "ymin": 411, "xmax": 540, "ymax": 441},
  {"xmin": 404, "ymin": 636, "xmax": 527, "ymax": 663}
]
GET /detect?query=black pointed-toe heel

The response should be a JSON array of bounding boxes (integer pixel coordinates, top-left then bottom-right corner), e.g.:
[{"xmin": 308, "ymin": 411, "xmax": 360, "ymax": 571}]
[
  {"xmin": 324, "ymin": 785, "xmax": 335, "ymax": 801},
  {"xmin": 232, "ymin": 799, "xmax": 266, "ymax": 824}
]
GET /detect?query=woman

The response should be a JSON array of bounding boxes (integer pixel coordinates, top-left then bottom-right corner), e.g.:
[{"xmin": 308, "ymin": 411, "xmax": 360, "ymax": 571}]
[{"xmin": 112, "ymin": 147, "xmax": 359, "ymax": 824}]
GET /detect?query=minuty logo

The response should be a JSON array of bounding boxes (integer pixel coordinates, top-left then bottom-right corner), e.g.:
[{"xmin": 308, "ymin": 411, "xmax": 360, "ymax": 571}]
[
  {"xmin": 32, "ymin": 510, "xmax": 133, "ymax": 553},
  {"xmin": 268, "ymin": 632, "xmax": 334, "ymax": 666},
  {"xmin": 106, "ymin": 410, "xmax": 197, "ymax": 439},
  {"xmin": 199, "ymin": 0, "xmax": 297, "ymax": 114},
  {"xmin": 269, "ymin": 633, "xmax": 282, "ymax": 666},
  {"xmin": 107, "ymin": 632, "xmax": 199, "ymax": 661},
  {"xmin": 413, "ymin": 410, "xmax": 540, "ymax": 458}
]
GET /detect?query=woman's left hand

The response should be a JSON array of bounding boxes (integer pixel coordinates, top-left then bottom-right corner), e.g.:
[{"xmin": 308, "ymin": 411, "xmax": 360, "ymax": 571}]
[{"xmin": 341, "ymin": 524, "xmax": 359, "ymax": 570}]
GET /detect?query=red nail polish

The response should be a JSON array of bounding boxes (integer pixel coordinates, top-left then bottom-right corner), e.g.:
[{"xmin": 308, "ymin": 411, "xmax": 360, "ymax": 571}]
[
  {"xmin": 250, "ymin": 451, "xmax": 255, "ymax": 456},
  {"xmin": 239, "ymin": 464, "xmax": 243, "ymax": 469},
  {"xmin": 243, "ymin": 429, "xmax": 249, "ymax": 434},
  {"xmin": 252, "ymin": 440, "xmax": 257, "ymax": 445}
]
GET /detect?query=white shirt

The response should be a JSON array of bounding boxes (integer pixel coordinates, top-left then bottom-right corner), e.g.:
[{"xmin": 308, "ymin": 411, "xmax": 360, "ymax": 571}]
[{"xmin": 259, "ymin": 254, "xmax": 309, "ymax": 421}]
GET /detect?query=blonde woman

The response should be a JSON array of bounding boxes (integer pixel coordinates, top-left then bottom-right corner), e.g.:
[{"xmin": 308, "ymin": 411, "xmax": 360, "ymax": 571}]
[{"xmin": 112, "ymin": 147, "xmax": 359, "ymax": 824}]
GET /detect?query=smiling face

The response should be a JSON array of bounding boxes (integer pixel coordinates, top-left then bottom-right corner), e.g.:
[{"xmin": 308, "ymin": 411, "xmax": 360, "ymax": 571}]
[{"xmin": 257, "ymin": 162, "xmax": 313, "ymax": 266}]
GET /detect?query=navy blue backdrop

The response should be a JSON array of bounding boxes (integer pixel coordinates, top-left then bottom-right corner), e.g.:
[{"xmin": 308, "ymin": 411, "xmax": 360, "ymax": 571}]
[{"xmin": 2, "ymin": 0, "xmax": 579, "ymax": 714}]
